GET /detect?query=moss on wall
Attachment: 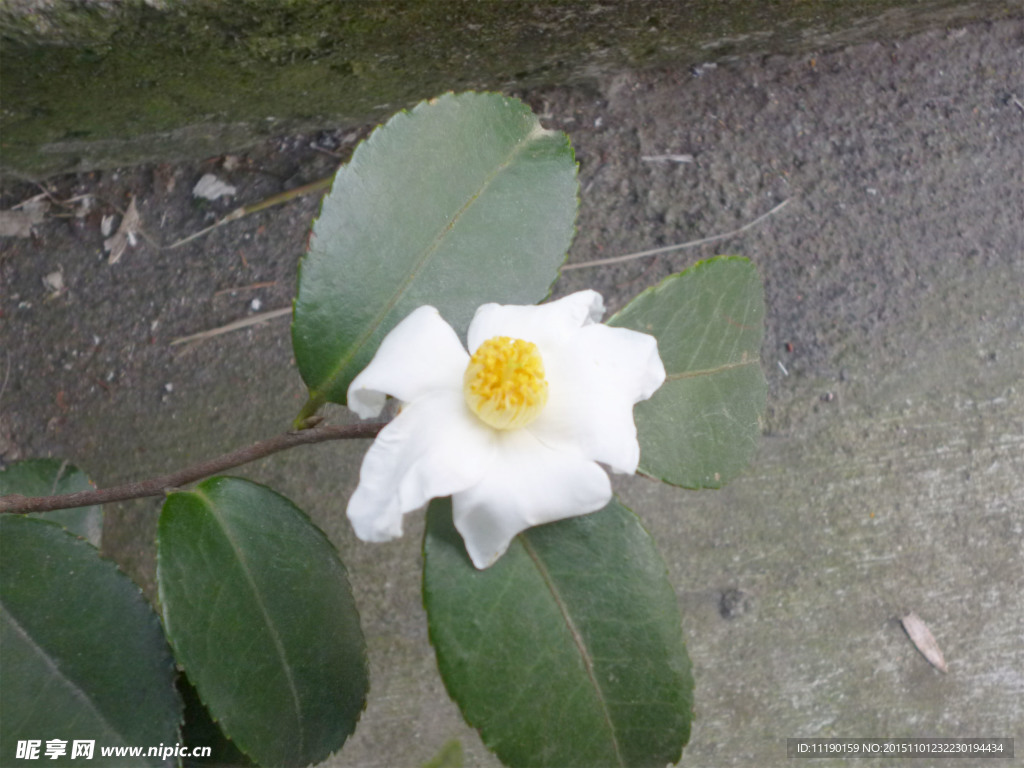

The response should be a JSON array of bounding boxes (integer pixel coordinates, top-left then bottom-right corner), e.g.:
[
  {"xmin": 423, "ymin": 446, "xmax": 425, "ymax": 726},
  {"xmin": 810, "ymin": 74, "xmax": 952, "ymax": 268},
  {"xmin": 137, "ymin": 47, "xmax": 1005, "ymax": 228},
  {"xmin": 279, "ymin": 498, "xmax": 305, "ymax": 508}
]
[{"xmin": 1, "ymin": 0, "xmax": 1016, "ymax": 175}]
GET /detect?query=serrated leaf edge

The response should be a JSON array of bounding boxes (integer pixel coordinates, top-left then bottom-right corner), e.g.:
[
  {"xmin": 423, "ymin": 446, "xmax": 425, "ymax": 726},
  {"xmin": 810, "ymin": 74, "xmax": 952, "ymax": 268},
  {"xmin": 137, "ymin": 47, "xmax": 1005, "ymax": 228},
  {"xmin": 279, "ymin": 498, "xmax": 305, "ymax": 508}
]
[
  {"xmin": 159, "ymin": 484, "xmax": 307, "ymax": 763},
  {"xmin": 1, "ymin": 516, "xmax": 180, "ymax": 762},
  {"xmin": 295, "ymin": 91, "xmax": 577, "ymax": 412}
]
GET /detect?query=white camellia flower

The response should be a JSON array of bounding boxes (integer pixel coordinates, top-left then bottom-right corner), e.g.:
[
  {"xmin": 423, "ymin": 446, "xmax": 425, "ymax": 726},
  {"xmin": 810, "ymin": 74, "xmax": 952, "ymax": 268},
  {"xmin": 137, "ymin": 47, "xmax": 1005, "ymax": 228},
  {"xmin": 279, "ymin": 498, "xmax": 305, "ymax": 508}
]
[{"xmin": 346, "ymin": 290, "xmax": 665, "ymax": 569}]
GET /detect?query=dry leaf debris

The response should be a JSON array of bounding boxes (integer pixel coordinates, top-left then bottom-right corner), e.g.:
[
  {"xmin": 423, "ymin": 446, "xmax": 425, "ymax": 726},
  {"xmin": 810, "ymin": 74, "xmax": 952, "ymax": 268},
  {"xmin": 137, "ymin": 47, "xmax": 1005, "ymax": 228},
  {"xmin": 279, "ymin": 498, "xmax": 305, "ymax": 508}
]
[
  {"xmin": 42, "ymin": 268, "xmax": 65, "ymax": 298},
  {"xmin": 192, "ymin": 174, "xmax": 237, "ymax": 201},
  {"xmin": 901, "ymin": 612, "xmax": 948, "ymax": 673},
  {"xmin": 0, "ymin": 195, "xmax": 49, "ymax": 238},
  {"xmin": 103, "ymin": 196, "xmax": 142, "ymax": 264}
]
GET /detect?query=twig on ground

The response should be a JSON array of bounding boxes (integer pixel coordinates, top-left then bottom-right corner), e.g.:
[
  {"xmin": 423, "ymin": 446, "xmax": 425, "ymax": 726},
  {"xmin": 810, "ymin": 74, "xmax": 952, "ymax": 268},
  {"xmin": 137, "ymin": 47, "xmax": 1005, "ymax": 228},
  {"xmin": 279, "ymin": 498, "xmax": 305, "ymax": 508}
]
[
  {"xmin": 641, "ymin": 154, "xmax": 694, "ymax": 163},
  {"xmin": 168, "ymin": 176, "xmax": 333, "ymax": 249},
  {"xmin": 213, "ymin": 281, "xmax": 278, "ymax": 297},
  {"xmin": 170, "ymin": 196, "xmax": 791, "ymax": 346},
  {"xmin": 561, "ymin": 198, "xmax": 791, "ymax": 271},
  {"xmin": 170, "ymin": 198, "xmax": 792, "ymax": 345},
  {"xmin": 170, "ymin": 307, "xmax": 292, "ymax": 346}
]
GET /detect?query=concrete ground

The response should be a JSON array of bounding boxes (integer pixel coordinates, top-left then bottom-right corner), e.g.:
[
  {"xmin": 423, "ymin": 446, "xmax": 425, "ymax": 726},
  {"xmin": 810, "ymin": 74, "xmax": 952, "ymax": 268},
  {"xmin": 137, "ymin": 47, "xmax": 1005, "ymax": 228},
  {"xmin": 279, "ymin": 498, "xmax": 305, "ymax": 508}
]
[{"xmin": 2, "ymin": 16, "xmax": 1022, "ymax": 768}]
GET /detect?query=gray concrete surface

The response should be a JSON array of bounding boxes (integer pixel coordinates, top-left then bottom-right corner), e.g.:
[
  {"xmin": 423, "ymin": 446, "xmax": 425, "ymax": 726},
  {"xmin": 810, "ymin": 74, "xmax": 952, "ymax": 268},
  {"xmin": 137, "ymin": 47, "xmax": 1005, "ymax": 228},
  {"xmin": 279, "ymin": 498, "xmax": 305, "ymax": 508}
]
[{"xmin": 1, "ymin": 15, "xmax": 1022, "ymax": 768}]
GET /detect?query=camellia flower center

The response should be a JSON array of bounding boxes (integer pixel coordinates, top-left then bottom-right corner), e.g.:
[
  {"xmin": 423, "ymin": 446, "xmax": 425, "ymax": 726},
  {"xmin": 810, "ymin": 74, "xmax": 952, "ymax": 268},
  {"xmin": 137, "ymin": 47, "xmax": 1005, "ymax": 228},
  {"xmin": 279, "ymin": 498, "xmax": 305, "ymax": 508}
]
[{"xmin": 463, "ymin": 336, "xmax": 549, "ymax": 430}]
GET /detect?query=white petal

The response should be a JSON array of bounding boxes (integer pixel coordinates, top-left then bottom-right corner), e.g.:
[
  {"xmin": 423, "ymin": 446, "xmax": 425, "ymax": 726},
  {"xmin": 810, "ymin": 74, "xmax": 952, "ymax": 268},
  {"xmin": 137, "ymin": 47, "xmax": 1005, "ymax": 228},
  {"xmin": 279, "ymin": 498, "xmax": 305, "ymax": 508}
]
[
  {"xmin": 467, "ymin": 290, "xmax": 605, "ymax": 354},
  {"xmin": 451, "ymin": 430, "xmax": 611, "ymax": 568},
  {"xmin": 347, "ymin": 306, "xmax": 468, "ymax": 418},
  {"xmin": 531, "ymin": 323, "xmax": 665, "ymax": 473},
  {"xmin": 347, "ymin": 391, "xmax": 494, "ymax": 542}
]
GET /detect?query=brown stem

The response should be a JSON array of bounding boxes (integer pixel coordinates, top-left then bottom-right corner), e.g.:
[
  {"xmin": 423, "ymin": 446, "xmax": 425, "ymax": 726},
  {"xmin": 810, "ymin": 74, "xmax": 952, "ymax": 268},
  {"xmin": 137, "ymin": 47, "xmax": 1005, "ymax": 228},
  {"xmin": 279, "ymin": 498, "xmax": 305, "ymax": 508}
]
[{"xmin": 0, "ymin": 422, "xmax": 385, "ymax": 514}]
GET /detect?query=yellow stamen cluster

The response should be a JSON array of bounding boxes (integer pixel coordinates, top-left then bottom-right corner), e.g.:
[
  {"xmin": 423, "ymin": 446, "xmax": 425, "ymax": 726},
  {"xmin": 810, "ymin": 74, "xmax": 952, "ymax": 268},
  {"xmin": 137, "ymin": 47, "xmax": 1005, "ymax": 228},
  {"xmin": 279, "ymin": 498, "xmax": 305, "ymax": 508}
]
[{"xmin": 464, "ymin": 336, "xmax": 548, "ymax": 430}]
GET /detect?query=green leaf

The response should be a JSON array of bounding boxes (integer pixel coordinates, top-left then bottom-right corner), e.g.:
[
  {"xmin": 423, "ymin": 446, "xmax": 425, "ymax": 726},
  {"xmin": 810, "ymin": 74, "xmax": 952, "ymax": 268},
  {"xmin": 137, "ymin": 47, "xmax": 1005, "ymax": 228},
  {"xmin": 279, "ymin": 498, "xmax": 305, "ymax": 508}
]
[
  {"xmin": 157, "ymin": 477, "xmax": 367, "ymax": 768},
  {"xmin": 0, "ymin": 458, "xmax": 102, "ymax": 546},
  {"xmin": 0, "ymin": 515, "xmax": 180, "ymax": 766},
  {"xmin": 292, "ymin": 91, "xmax": 578, "ymax": 416},
  {"xmin": 610, "ymin": 256, "xmax": 767, "ymax": 488},
  {"xmin": 421, "ymin": 739, "xmax": 463, "ymax": 768},
  {"xmin": 177, "ymin": 673, "xmax": 253, "ymax": 768},
  {"xmin": 424, "ymin": 497, "xmax": 693, "ymax": 768}
]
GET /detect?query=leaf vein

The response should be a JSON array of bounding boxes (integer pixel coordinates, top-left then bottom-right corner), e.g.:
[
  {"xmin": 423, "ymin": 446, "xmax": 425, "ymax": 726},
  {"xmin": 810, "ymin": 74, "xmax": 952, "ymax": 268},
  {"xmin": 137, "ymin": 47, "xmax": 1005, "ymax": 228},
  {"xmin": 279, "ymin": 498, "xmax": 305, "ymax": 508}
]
[
  {"xmin": 311, "ymin": 125, "xmax": 542, "ymax": 401},
  {"xmin": 0, "ymin": 609, "xmax": 126, "ymax": 744},
  {"xmin": 194, "ymin": 489, "xmax": 306, "ymax": 756},
  {"xmin": 520, "ymin": 536, "xmax": 624, "ymax": 766},
  {"xmin": 665, "ymin": 358, "xmax": 757, "ymax": 381}
]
